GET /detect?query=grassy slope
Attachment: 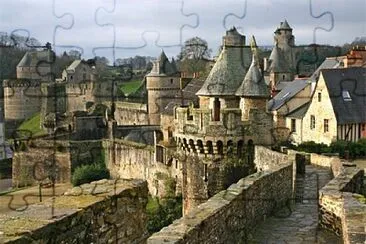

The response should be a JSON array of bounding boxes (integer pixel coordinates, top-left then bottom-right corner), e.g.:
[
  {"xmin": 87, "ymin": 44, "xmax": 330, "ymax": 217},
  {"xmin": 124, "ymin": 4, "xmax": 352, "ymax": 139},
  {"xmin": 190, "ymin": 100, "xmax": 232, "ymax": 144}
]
[
  {"xmin": 17, "ymin": 112, "xmax": 46, "ymax": 137},
  {"xmin": 119, "ymin": 79, "xmax": 143, "ymax": 95}
]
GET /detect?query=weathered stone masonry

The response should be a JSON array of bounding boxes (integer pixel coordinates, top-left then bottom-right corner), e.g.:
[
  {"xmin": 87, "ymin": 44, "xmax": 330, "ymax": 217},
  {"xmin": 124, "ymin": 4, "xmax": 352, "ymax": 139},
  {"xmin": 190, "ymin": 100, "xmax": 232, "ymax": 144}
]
[
  {"xmin": 0, "ymin": 179, "xmax": 148, "ymax": 244},
  {"xmin": 148, "ymin": 162, "xmax": 293, "ymax": 244}
]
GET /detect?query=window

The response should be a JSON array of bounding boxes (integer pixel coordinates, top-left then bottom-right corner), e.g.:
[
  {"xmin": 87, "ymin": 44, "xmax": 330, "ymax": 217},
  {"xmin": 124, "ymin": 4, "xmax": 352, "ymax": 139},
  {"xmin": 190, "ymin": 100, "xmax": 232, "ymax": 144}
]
[
  {"xmin": 362, "ymin": 124, "xmax": 365, "ymax": 131},
  {"xmin": 170, "ymin": 78, "xmax": 173, "ymax": 84},
  {"xmin": 310, "ymin": 115, "xmax": 315, "ymax": 129},
  {"xmin": 291, "ymin": 119, "xmax": 296, "ymax": 132},
  {"xmin": 324, "ymin": 119, "xmax": 329, "ymax": 132},
  {"xmin": 342, "ymin": 90, "xmax": 352, "ymax": 101},
  {"xmin": 282, "ymin": 74, "xmax": 285, "ymax": 80},
  {"xmin": 318, "ymin": 92, "xmax": 321, "ymax": 102}
]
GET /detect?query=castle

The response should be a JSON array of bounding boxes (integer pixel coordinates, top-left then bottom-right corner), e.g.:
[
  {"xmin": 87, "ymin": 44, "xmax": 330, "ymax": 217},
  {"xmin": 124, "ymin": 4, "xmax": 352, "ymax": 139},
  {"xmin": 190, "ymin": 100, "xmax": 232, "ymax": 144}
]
[{"xmin": 4, "ymin": 20, "xmax": 366, "ymax": 215}]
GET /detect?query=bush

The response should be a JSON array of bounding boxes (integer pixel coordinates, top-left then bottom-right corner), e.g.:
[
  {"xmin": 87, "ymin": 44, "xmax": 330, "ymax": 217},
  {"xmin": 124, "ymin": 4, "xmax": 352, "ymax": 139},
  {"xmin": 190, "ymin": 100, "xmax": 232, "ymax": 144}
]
[
  {"xmin": 71, "ymin": 163, "xmax": 110, "ymax": 186},
  {"xmin": 146, "ymin": 195, "xmax": 182, "ymax": 234},
  {"xmin": 294, "ymin": 139, "xmax": 366, "ymax": 159}
]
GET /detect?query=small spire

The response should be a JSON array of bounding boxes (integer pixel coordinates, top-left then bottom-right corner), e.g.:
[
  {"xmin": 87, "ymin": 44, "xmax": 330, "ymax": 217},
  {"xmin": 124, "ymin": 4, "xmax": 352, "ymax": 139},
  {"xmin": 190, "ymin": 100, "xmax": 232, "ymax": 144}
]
[{"xmin": 250, "ymin": 35, "xmax": 257, "ymax": 51}]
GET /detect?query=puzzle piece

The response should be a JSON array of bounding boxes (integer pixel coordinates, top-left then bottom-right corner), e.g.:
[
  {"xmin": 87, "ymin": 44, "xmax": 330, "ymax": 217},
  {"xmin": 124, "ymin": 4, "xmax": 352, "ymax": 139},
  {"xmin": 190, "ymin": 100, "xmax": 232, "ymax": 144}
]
[
  {"xmin": 95, "ymin": 0, "xmax": 199, "ymax": 60},
  {"xmin": 2, "ymin": 2, "xmax": 363, "ymax": 243}
]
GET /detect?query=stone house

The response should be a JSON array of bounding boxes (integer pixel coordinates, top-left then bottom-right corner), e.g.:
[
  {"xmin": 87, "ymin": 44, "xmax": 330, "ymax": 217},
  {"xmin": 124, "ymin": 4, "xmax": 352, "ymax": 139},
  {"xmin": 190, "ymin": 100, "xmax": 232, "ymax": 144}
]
[
  {"xmin": 285, "ymin": 67, "xmax": 366, "ymax": 144},
  {"xmin": 61, "ymin": 60, "xmax": 96, "ymax": 83}
]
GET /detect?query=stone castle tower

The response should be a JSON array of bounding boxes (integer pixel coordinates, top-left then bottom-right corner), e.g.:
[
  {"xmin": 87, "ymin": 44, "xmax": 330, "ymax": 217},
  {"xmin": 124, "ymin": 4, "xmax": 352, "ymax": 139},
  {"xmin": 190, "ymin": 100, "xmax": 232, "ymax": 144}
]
[
  {"xmin": 174, "ymin": 27, "xmax": 271, "ymax": 214},
  {"xmin": 4, "ymin": 46, "xmax": 55, "ymax": 133},
  {"xmin": 146, "ymin": 51, "xmax": 180, "ymax": 125},
  {"xmin": 267, "ymin": 20, "xmax": 297, "ymax": 89}
]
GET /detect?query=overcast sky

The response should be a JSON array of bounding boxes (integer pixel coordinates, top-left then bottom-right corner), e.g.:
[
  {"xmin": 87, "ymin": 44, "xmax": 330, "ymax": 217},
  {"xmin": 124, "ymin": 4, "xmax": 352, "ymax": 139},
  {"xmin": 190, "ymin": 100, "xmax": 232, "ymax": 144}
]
[{"xmin": 1, "ymin": 0, "xmax": 365, "ymax": 63}]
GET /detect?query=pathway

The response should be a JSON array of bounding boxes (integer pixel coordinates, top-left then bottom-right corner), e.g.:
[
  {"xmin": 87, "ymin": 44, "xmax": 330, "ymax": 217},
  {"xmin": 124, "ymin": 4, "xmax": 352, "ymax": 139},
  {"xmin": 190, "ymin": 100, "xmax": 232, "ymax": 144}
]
[{"xmin": 250, "ymin": 165, "xmax": 342, "ymax": 244}]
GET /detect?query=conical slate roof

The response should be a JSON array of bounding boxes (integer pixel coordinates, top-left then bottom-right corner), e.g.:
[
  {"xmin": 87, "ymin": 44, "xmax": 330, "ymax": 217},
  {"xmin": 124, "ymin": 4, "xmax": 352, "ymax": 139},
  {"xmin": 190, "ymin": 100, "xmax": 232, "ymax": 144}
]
[
  {"xmin": 146, "ymin": 50, "xmax": 177, "ymax": 77},
  {"xmin": 268, "ymin": 46, "xmax": 289, "ymax": 73},
  {"xmin": 235, "ymin": 54, "xmax": 269, "ymax": 97},
  {"xmin": 279, "ymin": 20, "xmax": 292, "ymax": 30},
  {"xmin": 196, "ymin": 46, "xmax": 246, "ymax": 96}
]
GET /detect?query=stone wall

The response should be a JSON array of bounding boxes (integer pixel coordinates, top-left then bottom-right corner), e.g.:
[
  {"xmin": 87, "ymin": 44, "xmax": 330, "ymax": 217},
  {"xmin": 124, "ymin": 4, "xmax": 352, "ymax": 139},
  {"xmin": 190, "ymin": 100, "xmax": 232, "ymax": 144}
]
[
  {"xmin": 147, "ymin": 162, "xmax": 293, "ymax": 244},
  {"xmin": 254, "ymin": 145, "xmax": 290, "ymax": 171},
  {"xmin": 12, "ymin": 149, "xmax": 70, "ymax": 187},
  {"xmin": 319, "ymin": 166, "xmax": 365, "ymax": 242},
  {"xmin": 0, "ymin": 179, "xmax": 148, "ymax": 244},
  {"xmin": 11, "ymin": 139, "xmax": 105, "ymax": 187},
  {"xmin": 114, "ymin": 102, "xmax": 149, "ymax": 125},
  {"xmin": 105, "ymin": 139, "xmax": 181, "ymax": 198}
]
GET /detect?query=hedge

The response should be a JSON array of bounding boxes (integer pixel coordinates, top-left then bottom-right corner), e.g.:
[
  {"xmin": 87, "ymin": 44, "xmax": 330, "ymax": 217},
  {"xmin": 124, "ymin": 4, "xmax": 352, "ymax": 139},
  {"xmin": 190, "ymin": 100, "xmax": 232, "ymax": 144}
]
[
  {"xmin": 71, "ymin": 163, "xmax": 110, "ymax": 186},
  {"xmin": 289, "ymin": 139, "xmax": 366, "ymax": 158}
]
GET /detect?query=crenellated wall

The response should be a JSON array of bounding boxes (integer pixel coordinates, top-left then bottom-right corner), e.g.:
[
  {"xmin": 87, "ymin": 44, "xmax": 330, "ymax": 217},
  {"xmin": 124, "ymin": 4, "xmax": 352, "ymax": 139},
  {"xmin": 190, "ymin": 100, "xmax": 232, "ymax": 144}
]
[
  {"xmin": 147, "ymin": 162, "xmax": 293, "ymax": 244},
  {"xmin": 0, "ymin": 179, "xmax": 148, "ymax": 244}
]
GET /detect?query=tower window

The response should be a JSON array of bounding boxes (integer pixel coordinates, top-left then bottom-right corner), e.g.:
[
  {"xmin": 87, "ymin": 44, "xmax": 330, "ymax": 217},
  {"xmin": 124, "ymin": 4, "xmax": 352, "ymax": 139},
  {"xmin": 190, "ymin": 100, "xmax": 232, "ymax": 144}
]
[
  {"xmin": 318, "ymin": 92, "xmax": 321, "ymax": 102},
  {"xmin": 170, "ymin": 78, "xmax": 173, "ymax": 84},
  {"xmin": 342, "ymin": 90, "xmax": 352, "ymax": 101},
  {"xmin": 324, "ymin": 119, "xmax": 329, "ymax": 132},
  {"xmin": 291, "ymin": 119, "xmax": 296, "ymax": 132},
  {"xmin": 213, "ymin": 98, "xmax": 220, "ymax": 121},
  {"xmin": 310, "ymin": 115, "xmax": 315, "ymax": 129}
]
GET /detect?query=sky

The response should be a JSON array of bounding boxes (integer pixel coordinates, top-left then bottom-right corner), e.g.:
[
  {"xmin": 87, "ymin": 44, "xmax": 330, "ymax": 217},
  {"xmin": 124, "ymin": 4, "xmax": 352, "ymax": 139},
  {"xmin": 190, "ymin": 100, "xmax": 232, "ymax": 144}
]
[{"xmin": 1, "ymin": 0, "xmax": 365, "ymax": 63}]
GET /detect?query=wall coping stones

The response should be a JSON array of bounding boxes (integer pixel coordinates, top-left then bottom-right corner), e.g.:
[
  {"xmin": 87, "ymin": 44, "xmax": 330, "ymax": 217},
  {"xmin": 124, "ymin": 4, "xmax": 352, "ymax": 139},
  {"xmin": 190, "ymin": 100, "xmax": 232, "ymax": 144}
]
[
  {"xmin": 147, "ymin": 162, "xmax": 293, "ymax": 244},
  {"xmin": 0, "ymin": 178, "xmax": 148, "ymax": 243}
]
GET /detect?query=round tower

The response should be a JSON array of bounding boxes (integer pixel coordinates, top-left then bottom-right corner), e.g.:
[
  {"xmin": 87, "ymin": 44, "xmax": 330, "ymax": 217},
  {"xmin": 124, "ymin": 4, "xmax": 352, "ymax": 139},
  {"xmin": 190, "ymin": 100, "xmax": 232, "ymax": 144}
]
[
  {"xmin": 236, "ymin": 36, "xmax": 270, "ymax": 121},
  {"xmin": 274, "ymin": 19, "xmax": 295, "ymax": 48},
  {"xmin": 146, "ymin": 50, "xmax": 180, "ymax": 125},
  {"xmin": 175, "ymin": 28, "xmax": 256, "ymax": 214},
  {"xmin": 4, "ymin": 47, "xmax": 55, "ymax": 135}
]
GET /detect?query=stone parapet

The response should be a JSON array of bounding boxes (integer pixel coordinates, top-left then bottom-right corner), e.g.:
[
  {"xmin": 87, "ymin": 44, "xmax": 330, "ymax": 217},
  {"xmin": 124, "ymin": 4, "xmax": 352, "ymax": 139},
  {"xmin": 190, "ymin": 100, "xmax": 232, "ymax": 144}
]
[
  {"xmin": 0, "ymin": 179, "xmax": 148, "ymax": 244},
  {"xmin": 319, "ymin": 167, "xmax": 365, "ymax": 243},
  {"xmin": 147, "ymin": 163, "xmax": 293, "ymax": 244}
]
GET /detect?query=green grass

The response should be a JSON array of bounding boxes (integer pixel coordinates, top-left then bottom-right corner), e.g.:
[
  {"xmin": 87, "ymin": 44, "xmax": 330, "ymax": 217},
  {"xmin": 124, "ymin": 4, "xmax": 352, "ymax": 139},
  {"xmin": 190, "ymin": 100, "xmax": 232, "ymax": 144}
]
[
  {"xmin": 18, "ymin": 112, "xmax": 46, "ymax": 137},
  {"xmin": 119, "ymin": 79, "xmax": 143, "ymax": 95},
  {"xmin": 146, "ymin": 196, "xmax": 160, "ymax": 213}
]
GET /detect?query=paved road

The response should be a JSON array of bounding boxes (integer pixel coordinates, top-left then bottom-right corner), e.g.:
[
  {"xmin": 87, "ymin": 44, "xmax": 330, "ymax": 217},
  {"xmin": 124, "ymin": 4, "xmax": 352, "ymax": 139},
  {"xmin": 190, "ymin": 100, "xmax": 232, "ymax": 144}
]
[{"xmin": 250, "ymin": 165, "xmax": 342, "ymax": 244}]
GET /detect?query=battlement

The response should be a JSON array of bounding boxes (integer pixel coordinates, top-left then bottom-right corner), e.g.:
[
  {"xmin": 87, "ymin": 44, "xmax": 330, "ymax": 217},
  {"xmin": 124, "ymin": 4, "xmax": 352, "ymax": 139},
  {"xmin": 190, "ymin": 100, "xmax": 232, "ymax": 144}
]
[{"xmin": 174, "ymin": 106, "xmax": 245, "ymax": 155}]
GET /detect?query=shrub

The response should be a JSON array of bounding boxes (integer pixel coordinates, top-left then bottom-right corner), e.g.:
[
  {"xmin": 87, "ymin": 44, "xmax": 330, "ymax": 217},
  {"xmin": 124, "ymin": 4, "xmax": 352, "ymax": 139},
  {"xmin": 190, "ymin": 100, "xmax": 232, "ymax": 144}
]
[{"xmin": 71, "ymin": 163, "xmax": 110, "ymax": 186}]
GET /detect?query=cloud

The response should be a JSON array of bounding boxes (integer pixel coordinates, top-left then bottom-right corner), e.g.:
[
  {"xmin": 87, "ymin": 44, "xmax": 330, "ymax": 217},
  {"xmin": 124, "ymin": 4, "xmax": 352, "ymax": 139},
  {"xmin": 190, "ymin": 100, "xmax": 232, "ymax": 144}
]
[{"xmin": 0, "ymin": 0, "xmax": 364, "ymax": 61}]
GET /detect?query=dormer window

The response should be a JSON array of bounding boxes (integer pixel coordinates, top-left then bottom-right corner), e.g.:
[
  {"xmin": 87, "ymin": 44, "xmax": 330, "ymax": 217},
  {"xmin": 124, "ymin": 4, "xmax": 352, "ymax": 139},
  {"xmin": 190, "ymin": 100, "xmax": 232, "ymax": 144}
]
[{"xmin": 342, "ymin": 90, "xmax": 352, "ymax": 101}]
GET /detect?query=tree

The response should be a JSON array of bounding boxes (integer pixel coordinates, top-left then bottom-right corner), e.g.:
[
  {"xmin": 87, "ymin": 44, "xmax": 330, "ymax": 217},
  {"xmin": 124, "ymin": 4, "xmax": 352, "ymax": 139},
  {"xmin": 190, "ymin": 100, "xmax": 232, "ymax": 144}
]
[
  {"xmin": 68, "ymin": 50, "xmax": 81, "ymax": 59},
  {"xmin": 178, "ymin": 37, "xmax": 212, "ymax": 60}
]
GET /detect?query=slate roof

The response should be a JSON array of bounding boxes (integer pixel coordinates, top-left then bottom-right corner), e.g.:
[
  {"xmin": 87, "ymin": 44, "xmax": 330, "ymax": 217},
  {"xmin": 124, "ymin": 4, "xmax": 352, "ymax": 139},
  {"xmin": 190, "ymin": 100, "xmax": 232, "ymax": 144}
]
[
  {"xmin": 146, "ymin": 50, "xmax": 178, "ymax": 77},
  {"xmin": 196, "ymin": 46, "xmax": 246, "ymax": 96},
  {"xmin": 66, "ymin": 60, "xmax": 82, "ymax": 73},
  {"xmin": 124, "ymin": 129, "xmax": 155, "ymax": 145},
  {"xmin": 235, "ymin": 54, "xmax": 269, "ymax": 97},
  {"xmin": 286, "ymin": 102, "xmax": 310, "ymax": 118},
  {"xmin": 17, "ymin": 49, "xmax": 54, "ymax": 68},
  {"xmin": 309, "ymin": 57, "xmax": 344, "ymax": 81},
  {"xmin": 268, "ymin": 78, "xmax": 310, "ymax": 111},
  {"xmin": 268, "ymin": 46, "xmax": 289, "ymax": 73},
  {"xmin": 162, "ymin": 78, "xmax": 203, "ymax": 115},
  {"xmin": 322, "ymin": 67, "xmax": 366, "ymax": 124},
  {"xmin": 279, "ymin": 20, "xmax": 292, "ymax": 30}
]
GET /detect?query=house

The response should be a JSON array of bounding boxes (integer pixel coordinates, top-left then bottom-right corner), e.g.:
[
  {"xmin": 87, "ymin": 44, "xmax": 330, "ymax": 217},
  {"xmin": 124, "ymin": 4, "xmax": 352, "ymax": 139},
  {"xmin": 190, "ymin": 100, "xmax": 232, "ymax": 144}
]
[
  {"xmin": 285, "ymin": 67, "xmax": 366, "ymax": 144},
  {"xmin": 61, "ymin": 60, "xmax": 96, "ymax": 83}
]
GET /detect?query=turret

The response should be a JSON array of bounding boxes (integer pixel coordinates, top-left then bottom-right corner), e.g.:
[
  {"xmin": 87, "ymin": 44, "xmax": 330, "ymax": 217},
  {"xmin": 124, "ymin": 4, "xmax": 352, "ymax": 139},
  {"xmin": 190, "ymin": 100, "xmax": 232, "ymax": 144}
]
[
  {"xmin": 146, "ymin": 50, "xmax": 180, "ymax": 125},
  {"xmin": 236, "ymin": 36, "xmax": 270, "ymax": 121}
]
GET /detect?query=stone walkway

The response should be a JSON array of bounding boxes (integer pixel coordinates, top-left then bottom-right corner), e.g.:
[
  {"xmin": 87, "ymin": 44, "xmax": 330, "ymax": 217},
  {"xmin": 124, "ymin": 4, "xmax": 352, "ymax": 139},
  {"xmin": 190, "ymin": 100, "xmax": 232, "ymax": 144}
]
[{"xmin": 250, "ymin": 165, "xmax": 342, "ymax": 244}]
